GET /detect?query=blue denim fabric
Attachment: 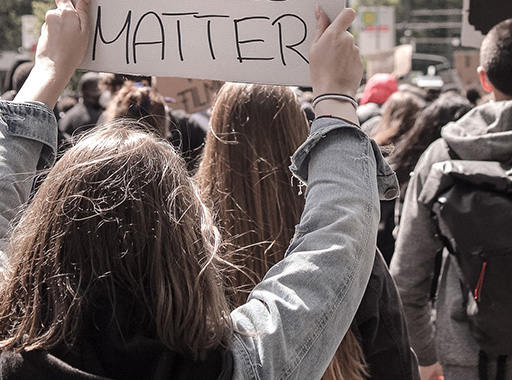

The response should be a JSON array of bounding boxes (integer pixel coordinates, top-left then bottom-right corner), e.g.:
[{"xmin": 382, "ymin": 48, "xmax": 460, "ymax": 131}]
[
  {"xmin": 0, "ymin": 104, "xmax": 399, "ymax": 380},
  {"xmin": 230, "ymin": 119, "xmax": 398, "ymax": 380},
  {"xmin": 0, "ymin": 101, "xmax": 57, "ymax": 263}
]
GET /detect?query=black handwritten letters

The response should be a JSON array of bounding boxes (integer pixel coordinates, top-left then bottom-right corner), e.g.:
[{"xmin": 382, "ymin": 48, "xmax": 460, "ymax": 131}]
[
  {"xmin": 175, "ymin": 80, "xmax": 223, "ymax": 113},
  {"xmin": 92, "ymin": 6, "xmax": 309, "ymax": 66}
]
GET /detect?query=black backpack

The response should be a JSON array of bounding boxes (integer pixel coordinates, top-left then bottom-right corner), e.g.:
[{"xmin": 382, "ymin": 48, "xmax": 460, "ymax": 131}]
[{"xmin": 419, "ymin": 159, "xmax": 512, "ymax": 380}]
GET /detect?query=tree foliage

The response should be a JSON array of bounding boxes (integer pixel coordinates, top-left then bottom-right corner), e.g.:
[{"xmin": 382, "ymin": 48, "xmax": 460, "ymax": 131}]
[
  {"xmin": 33, "ymin": 0, "xmax": 55, "ymax": 30},
  {"xmin": 0, "ymin": 0, "xmax": 33, "ymax": 52}
]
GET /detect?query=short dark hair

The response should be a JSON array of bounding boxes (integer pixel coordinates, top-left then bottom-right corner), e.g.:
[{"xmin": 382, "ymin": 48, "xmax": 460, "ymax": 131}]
[{"xmin": 480, "ymin": 18, "xmax": 512, "ymax": 96}]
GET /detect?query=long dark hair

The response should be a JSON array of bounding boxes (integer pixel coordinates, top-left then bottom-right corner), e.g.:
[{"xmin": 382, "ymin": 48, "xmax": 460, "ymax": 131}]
[
  {"xmin": 372, "ymin": 90, "xmax": 426, "ymax": 146},
  {"xmin": 197, "ymin": 83, "xmax": 367, "ymax": 380},
  {"xmin": 0, "ymin": 122, "xmax": 231, "ymax": 359},
  {"xmin": 197, "ymin": 83, "xmax": 308, "ymax": 300},
  {"xmin": 388, "ymin": 92, "xmax": 472, "ymax": 193}
]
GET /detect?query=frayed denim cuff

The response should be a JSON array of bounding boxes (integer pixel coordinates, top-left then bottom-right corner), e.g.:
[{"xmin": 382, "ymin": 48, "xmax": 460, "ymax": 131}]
[
  {"xmin": 290, "ymin": 117, "xmax": 399, "ymax": 201},
  {"xmin": 0, "ymin": 100, "xmax": 58, "ymax": 168}
]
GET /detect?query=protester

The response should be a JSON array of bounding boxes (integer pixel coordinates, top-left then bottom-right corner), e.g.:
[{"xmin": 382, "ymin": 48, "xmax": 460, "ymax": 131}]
[
  {"xmin": 0, "ymin": 61, "xmax": 34, "ymax": 101},
  {"xmin": 101, "ymin": 80, "xmax": 206, "ymax": 172},
  {"xmin": 58, "ymin": 71, "xmax": 103, "ymax": 136},
  {"xmin": 56, "ymin": 94, "xmax": 78, "ymax": 119},
  {"xmin": 0, "ymin": 1, "xmax": 398, "ymax": 379},
  {"xmin": 166, "ymin": 107, "xmax": 206, "ymax": 173},
  {"xmin": 1, "ymin": 59, "xmax": 32, "ymax": 100},
  {"xmin": 390, "ymin": 18, "xmax": 512, "ymax": 380},
  {"xmin": 357, "ymin": 73, "xmax": 398, "ymax": 125},
  {"xmin": 103, "ymin": 81, "xmax": 169, "ymax": 139},
  {"xmin": 388, "ymin": 92, "xmax": 472, "ymax": 202},
  {"xmin": 197, "ymin": 82, "xmax": 419, "ymax": 380},
  {"xmin": 370, "ymin": 90, "xmax": 426, "ymax": 147},
  {"xmin": 364, "ymin": 90, "xmax": 425, "ymax": 264},
  {"xmin": 97, "ymin": 72, "xmax": 127, "ymax": 109}
]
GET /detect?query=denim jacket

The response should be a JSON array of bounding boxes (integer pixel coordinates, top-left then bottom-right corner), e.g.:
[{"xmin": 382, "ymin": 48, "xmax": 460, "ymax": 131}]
[
  {"xmin": 0, "ymin": 101, "xmax": 398, "ymax": 380},
  {"xmin": 0, "ymin": 101, "xmax": 57, "ymax": 266}
]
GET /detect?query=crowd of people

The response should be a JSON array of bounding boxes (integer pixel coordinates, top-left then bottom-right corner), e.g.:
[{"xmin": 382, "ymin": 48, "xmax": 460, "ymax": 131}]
[{"xmin": 0, "ymin": 0, "xmax": 511, "ymax": 379}]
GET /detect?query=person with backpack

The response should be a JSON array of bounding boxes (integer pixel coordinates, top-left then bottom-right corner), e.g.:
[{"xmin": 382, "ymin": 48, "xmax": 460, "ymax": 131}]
[
  {"xmin": 0, "ymin": 1, "xmax": 399, "ymax": 379},
  {"xmin": 390, "ymin": 18, "xmax": 512, "ymax": 380}
]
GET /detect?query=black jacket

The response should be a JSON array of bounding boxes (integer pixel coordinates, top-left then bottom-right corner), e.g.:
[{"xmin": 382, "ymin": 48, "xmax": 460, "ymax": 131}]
[
  {"xmin": 0, "ymin": 296, "xmax": 232, "ymax": 380},
  {"xmin": 355, "ymin": 251, "xmax": 419, "ymax": 380}
]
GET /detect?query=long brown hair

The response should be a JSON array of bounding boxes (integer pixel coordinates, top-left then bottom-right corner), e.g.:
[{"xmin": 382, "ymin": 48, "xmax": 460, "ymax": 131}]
[
  {"xmin": 388, "ymin": 92, "xmax": 472, "ymax": 195},
  {"xmin": 197, "ymin": 83, "xmax": 367, "ymax": 380},
  {"xmin": 372, "ymin": 90, "xmax": 425, "ymax": 146},
  {"xmin": 0, "ymin": 122, "xmax": 230, "ymax": 359}
]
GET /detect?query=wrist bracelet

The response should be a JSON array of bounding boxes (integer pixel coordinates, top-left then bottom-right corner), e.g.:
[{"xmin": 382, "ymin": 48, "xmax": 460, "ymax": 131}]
[{"xmin": 312, "ymin": 93, "xmax": 358, "ymax": 110}]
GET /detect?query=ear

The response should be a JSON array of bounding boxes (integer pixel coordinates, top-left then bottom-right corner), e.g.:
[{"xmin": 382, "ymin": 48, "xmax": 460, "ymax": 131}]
[{"xmin": 477, "ymin": 66, "xmax": 494, "ymax": 93}]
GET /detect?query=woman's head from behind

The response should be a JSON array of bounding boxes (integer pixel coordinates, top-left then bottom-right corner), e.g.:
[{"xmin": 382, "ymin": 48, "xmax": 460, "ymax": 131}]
[
  {"xmin": 197, "ymin": 83, "xmax": 309, "ymax": 302},
  {"xmin": 197, "ymin": 83, "xmax": 367, "ymax": 380},
  {"xmin": 372, "ymin": 90, "xmax": 426, "ymax": 146},
  {"xmin": 201, "ymin": 82, "xmax": 308, "ymax": 177},
  {"xmin": 0, "ymin": 122, "xmax": 229, "ymax": 358},
  {"xmin": 389, "ymin": 92, "xmax": 472, "ymax": 189}
]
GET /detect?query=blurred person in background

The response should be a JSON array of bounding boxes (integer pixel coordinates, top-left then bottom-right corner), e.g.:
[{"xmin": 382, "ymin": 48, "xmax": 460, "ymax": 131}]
[{"xmin": 58, "ymin": 71, "xmax": 103, "ymax": 136}]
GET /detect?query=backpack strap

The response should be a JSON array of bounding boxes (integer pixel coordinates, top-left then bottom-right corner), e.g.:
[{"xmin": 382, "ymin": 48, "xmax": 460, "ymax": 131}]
[
  {"xmin": 429, "ymin": 245, "xmax": 445, "ymax": 302},
  {"xmin": 446, "ymin": 145, "xmax": 459, "ymax": 160}
]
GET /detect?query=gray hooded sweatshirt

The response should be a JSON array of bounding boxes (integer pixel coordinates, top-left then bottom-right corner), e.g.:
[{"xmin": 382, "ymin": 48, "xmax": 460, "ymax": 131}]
[{"xmin": 390, "ymin": 99, "xmax": 512, "ymax": 379}]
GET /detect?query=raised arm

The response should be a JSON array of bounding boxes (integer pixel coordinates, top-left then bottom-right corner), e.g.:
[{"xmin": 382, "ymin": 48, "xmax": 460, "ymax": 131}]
[
  {"xmin": 15, "ymin": 0, "xmax": 90, "ymax": 107},
  {"xmin": 230, "ymin": 8, "xmax": 398, "ymax": 380},
  {"xmin": 0, "ymin": 0, "xmax": 90, "ymax": 259}
]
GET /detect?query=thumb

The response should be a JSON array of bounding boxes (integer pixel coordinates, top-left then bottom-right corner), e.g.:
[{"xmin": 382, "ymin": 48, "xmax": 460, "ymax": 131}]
[{"xmin": 313, "ymin": 4, "xmax": 330, "ymax": 44}]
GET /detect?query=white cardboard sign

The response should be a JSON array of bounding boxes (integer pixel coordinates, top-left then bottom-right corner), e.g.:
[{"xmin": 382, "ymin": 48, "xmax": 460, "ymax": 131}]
[
  {"xmin": 356, "ymin": 6, "xmax": 395, "ymax": 56},
  {"xmin": 79, "ymin": 0, "xmax": 345, "ymax": 87}
]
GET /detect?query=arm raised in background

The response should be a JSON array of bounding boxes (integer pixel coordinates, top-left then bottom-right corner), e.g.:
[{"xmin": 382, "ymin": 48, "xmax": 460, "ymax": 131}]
[{"xmin": 15, "ymin": 0, "xmax": 90, "ymax": 107}]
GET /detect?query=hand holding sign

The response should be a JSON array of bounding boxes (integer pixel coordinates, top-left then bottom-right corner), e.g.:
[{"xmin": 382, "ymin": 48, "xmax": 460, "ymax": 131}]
[
  {"xmin": 15, "ymin": 0, "xmax": 91, "ymax": 107},
  {"xmin": 79, "ymin": 0, "xmax": 345, "ymax": 86},
  {"xmin": 38, "ymin": 0, "xmax": 91, "ymax": 80},
  {"xmin": 308, "ymin": 7, "xmax": 362, "ymax": 125},
  {"xmin": 309, "ymin": 7, "xmax": 362, "ymax": 98}
]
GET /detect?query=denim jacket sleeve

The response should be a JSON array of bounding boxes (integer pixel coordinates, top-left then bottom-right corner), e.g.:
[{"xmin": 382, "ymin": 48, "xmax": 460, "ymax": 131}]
[
  {"xmin": 0, "ymin": 101, "xmax": 57, "ymax": 266},
  {"xmin": 230, "ymin": 118, "xmax": 399, "ymax": 380}
]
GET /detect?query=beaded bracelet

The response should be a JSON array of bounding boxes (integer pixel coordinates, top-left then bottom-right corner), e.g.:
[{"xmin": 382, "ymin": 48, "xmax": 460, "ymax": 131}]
[{"xmin": 311, "ymin": 93, "xmax": 358, "ymax": 110}]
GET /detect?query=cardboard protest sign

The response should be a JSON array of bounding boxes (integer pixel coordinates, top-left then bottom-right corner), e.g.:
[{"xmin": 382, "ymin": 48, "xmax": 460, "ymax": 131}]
[
  {"xmin": 365, "ymin": 44, "xmax": 412, "ymax": 80},
  {"xmin": 453, "ymin": 50, "xmax": 481, "ymax": 91},
  {"xmin": 357, "ymin": 6, "xmax": 395, "ymax": 56},
  {"xmin": 79, "ymin": 0, "xmax": 345, "ymax": 87},
  {"xmin": 155, "ymin": 77, "xmax": 223, "ymax": 114}
]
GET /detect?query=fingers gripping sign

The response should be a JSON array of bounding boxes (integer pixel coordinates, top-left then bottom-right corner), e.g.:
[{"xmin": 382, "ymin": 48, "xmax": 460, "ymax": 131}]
[
  {"xmin": 15, "ymin": 0, "xmax": 91, "ymax": 107},
  {"xmin": 309, "ymin": 7, "xmax": 363, "ymax": 98},
  {"xmin": 38, "ymin": 0, "xmax": 91, "ymax": 77}
]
